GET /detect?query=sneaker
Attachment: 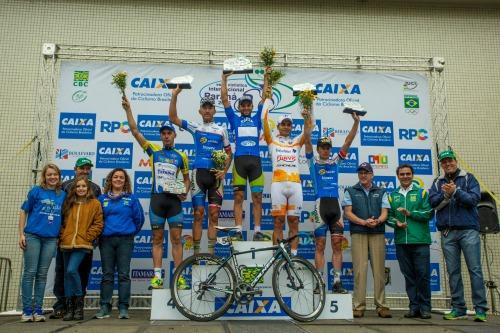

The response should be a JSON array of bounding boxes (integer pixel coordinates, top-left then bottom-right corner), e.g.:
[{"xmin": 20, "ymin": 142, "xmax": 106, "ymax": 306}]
[
  {"xmin": 49, "ymin": 308, "xmax": 65, "ymax": 319},
  {"xmin": 420, "ymin": 311, "xmax": 432, "ymax": 319},
  {"xmin": 333, "ymin": 281, "xmax": 348, "ymax": 294},
  {"xmin": 253, "ymin": 232, "xmax": 265, "ymax": 241},
  {"xmin": 404, "ymin": 310, "xmax": 420, "ymax": 318},
  {"xmin": 443, "ymin": 309, "xmax": 467, "ymax": 320},
  {"xmin": 473, "ymin": 310, "xmax": 487, "ymax": 322},
  {"xmin": 20, "ymin": 308, "xmax": 33, "ymax": 322},
  {"xmin": 149, "ymin": 276, "xmax": 163, "ymax": 290},
  {"xmin": 94, "ymin": 306, "xmax": 111, "ymax": 319},
  {"xmin": 33, "ymin": 308, "xmax": 46, "ymax": 322},
  {"xmin": 176, "ymin": 275, "xmax": 190, "ymax": 290},
  {"xmin": 118, "ymin": 308, "xmax": 129, "ymax": 319},
  {"xmin": 233, "ymin": 231, "xmax": 243, "ymax": 241}
]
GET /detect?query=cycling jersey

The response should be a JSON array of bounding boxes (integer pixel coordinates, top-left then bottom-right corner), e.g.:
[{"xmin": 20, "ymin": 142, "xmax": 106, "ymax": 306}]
[
  {"xmin": 142, "ymin": 141, "xmax": 189, "ymax": 195},
  {"xmin": 180, "ymin": 120, "xmax": 230, "ymax": 169},
  {"xmin": 224, "ymin": 104, "xmax": 262, "ymax": 157},
  {"xmin": 306, "ymin": 151, "xmax": 346, "ymax": 199}
]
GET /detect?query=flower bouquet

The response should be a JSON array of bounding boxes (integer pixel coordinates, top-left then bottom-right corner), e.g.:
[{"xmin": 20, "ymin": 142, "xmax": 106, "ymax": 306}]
[
  {"xmin": 211, "ymin": 150, "xmax": 228, "ymax": 172},
  {"xmin": 260, "ymin": 47, "xmax": 285, "ymax": 98},
  {"xmin": 111, "ymin": 71, "xmax": 127, "ymax": 97}
]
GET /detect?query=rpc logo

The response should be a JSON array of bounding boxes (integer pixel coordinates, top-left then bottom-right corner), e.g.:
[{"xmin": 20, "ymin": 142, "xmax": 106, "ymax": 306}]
[
  {"xmin": 399, "ymin": 128, "xmax": 428, "ymax": 141},
  {"xmin": 100, "ymin": 120, "xmax": 130, "ymax": 133}
]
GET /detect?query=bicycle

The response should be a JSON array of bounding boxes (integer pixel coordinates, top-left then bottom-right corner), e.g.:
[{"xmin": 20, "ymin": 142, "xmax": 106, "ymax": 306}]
[{"xmin": 170, "ymin": 226, "xmax": 326, "ymax": 322}]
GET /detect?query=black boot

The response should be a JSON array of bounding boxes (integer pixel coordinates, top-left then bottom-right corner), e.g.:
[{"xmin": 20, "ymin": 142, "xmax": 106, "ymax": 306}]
[
  {"xmin": 74, "ymin": 296, "xmax": 84, "ymax": 321},
  {"xmin": 62, "ymin": 297, "xmax": 75, "ymax": 321}
]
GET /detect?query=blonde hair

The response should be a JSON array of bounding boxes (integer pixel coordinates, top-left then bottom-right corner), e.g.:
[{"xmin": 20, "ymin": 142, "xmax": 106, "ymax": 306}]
[{"xmin": 40, "ymin": 163, "xmax": 62, "ymax": 192}]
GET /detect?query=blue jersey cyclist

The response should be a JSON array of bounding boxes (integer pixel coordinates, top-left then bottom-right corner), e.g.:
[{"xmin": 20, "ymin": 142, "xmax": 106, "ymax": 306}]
[
  {"xmin": 220, "ymin": 69, "xmax": 270, "ymax": 241},
  {"xmin": 122, "ymin": 96, "xmax": 190, "ymax": 290},
  {"xmin": 169, "ymin": 86, "xmax": 232, "ymax": 255},
  {"xmin": 305, "ymin": 112, "xmax": 360, "ymax": 293}
]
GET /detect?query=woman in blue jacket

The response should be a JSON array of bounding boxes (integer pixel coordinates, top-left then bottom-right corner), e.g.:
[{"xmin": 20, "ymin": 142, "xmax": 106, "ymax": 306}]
[
  {"xmin": 19, "ymin": 163, "xmax": 67, "ymax": 322},
  {"xmin": 94, "ymin": 168, "xmax": 144, "ymax": 320}
]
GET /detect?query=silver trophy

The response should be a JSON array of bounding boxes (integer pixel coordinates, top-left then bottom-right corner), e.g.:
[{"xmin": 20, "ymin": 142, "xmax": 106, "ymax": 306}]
[
  {"xmin": 163, "ymin": 179, "xmax": 187, "ymax": 195},
  {"xmin": 343, "ymin": 102, "xmax": 367, "ymax": 116},
  {"xmin": 223, "ymin": 56, "xmax": 253, "ymax": 74},
  {"xmin": 292, "ymin": 82, "xmax": 317, "ymax": 96},
  {"xmin": 165, "ymin": 75, "xmax": 193, "ymax": 89}
]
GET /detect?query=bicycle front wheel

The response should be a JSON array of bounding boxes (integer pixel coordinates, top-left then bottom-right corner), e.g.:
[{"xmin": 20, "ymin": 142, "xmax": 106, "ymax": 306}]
[
  {"xmin": 171, "ymin": 253, "xmax": 236, "ymax": 321},
  {"xmin": 272, "ymin": 256, "xmax": 325, "ymax": 322}
]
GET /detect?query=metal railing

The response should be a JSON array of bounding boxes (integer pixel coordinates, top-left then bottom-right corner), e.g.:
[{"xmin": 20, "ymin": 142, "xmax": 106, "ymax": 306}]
[{"xmin": 0, "ymin": 257, "xmax": 12, "ymax": 312}]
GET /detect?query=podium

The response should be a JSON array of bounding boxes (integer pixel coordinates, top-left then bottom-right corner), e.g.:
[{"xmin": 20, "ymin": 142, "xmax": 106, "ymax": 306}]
[{"xmin": 150, "ymin": 241, "xmax": 353, "ymax": 320}]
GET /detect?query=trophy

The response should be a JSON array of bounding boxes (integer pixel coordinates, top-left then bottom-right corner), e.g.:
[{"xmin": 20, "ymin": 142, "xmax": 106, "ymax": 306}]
[
  {"xmin": 165, "ymin": 75, "xmax": 193, "ymax": 89},
  {"xmin": 342, "ymin": 102, "xmax": 367, "ymax": 116},
  {"xmin": 223, "ymin": 56, "xmax": 253, "ymax": 74},
  {"xmin": 292, "ymin": 83, "xmax": 317, "ymax": 96},
  {"xmin": 163, "ymin": 179, "xmax": 187, "ymax": 195}
]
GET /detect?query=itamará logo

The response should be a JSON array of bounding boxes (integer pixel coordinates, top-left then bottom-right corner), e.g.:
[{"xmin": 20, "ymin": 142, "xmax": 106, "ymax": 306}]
[{"xmin": 73, "ymin": 71, "xmax": 89, "ymax": 87}]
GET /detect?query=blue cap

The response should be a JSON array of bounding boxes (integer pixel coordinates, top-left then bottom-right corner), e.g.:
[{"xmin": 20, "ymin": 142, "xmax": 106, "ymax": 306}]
[
  {"xmin": 159, "ymin": 122, "xmax": 176, "ymax": 133},
  {"xmin": 357, "ymin": 162, "xmax": 373, "ymax": 173}
]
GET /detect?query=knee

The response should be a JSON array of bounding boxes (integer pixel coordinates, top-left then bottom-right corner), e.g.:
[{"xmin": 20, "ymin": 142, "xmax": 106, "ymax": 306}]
[
  {"xmin": 316, "ymin": 243, "xmax": 325, "ymax": 253},
  {"xmin": 288, "ymin": 217, "xmax": 299, "ymax": 228},
  {"xmin": 251, "ymin": 192, "xmax": 262, "ymax": 203},
  {"xmin": 170, "ymin": 235, "xmax": 181, "ymax": 246},
  {"xmin": 234, "ymin": 192, "xmax": 244, "ymax": 204},
  {"xmin": 152, "ymin": 234, "xmax": 163, "ymax": 247},
  {"xmin": 193, "ymin": 208, "xmax": 204, "ymax": 221},
  {"xmin": 332, "ymin": 238, "xmax": 342, "ymax": 252}
]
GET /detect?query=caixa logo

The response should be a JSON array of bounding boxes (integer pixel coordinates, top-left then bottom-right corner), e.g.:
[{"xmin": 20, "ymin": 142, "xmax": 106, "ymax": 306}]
[
  {"xmin": 291, "ymin": 119, "xmax": 321, "ymax": 145},
  {"xmin": 360, "ymin": 121, "xmax": 394, "ymax": 147},
  {"xmin": 131, "ymin": 77, "xmax": 170, "ymax": 89},
  {"xmin": 175, "ymin": 144, "xmax": 196, "ymax": 169},
  {"xmin": 58, "ymin": 112, "xmax": 96, "ymax": 139},
  {"xmin": 398, "ymin": 149, "xmax": 433, "ymax": 175},
  {"xmin": 335, "ymin": 147, "xmax": 358, "ymax": 173},
  {"xmin": 137, "ymin": 115, "xmax": 171, "ymax": 140},
  {"xmin": 134, "ymin": 171, "xmax": 152, "ymax": 198},
  {"xmin": 61, "ymin": 170, "xmax": 74, "ymax": 182},
  {"xmin": 100, "ymin": 120, "xmax": 130, "ymax": 133},
  {"xmin": 218, "ymin": 296, "xmax": 291, "ymax": 317},
  {"xmin": 96, "ymin": 142, "xmax": 133, "ymax": 169},
  {"xmin": 315, "ymin": 83, "xmax": 361, "ymax": 94},
  {"xmin": 373, "ymin": 176, "xmax": 397, "ymax": 193},
  {"xmin": 398, "ymin": 128, "xmax": 428, "ymax": 141},
  {"xmin": 133, "ymin": 230, "xmax": 168, "ymax": 259}
]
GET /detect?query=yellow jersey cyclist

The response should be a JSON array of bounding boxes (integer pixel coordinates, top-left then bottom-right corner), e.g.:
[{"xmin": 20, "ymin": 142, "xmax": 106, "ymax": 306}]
[{"xmin": 122, "ymin": 96, "xmax": 190, "ymax": 290}]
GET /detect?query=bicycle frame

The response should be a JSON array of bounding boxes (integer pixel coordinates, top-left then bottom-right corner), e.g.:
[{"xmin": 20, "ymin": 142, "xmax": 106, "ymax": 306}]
[{"xmin": 203, "ymin": 236, "xmax": 303, "ymax": 294}]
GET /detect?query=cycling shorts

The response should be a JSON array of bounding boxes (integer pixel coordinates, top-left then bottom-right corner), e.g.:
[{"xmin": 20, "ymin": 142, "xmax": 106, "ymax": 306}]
[
  {"xmin": 270, "ymin": 181, "xmax": 302, "ymax": 217},
  {"xmin": 232, "ymin": 155, "xmax": 264, "ymax": 193},
  {"xmin": 313, "ymin": 197, "xmax": 343, "ymax": 237},
  {"xmin": 191, "ymin": 168, "xmax": 223, "ymax": 208},
  {"xmin": 149, "ymin": 193, "xmax": 183, "ymax": 229}
]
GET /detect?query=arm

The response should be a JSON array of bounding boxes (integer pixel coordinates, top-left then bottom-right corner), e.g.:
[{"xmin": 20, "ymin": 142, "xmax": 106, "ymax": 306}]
[
  {"xmin": 340, "ymin": 113, "xmax": 360, "ymax": 154},
  {"xmin": 299, "ymin": 111, "xmax": 313, "ymax": 146},
  {"xmin": 260, "ymin": 66, "xmax": 271, "ymax": 104},
  {"xmin": 304, "ymin": 120, "xmax": 313, "ymax": 155},
  {"xmin": 453, "ymin": 174, "xmax": 481, "ymax": 208},
  {"xmin": 429, "ymin": 178, "xmax": 448, "ymax": 210},
  {"xmin": 220, "ymin": 72, "xmax": 232, "ymax": 108},
  {"xmin": 377, "ymin": 208, "xmax": 388, "ymax": 224},
  {"xmin": 181, "ymin": 172, "xmax": 191, "ymax": 200},
  {"xmin": 18, "ymin": 210, "xmax": 27, "ymax": 249},
  {"xmin": 262, "ymin": 102, "xmax": 273, "ymax": 144},
  {"xmin": 132, "ymin": 198, "xmax": 145, "ymax": 234},
  {"xmin": 409, "ymin": 190, "xmax": 433, "ymax": 222},
  {"xmin": 122, "ymin": 96, "xmax": 147, "ymax": 147},
  {"xmin": 168, "ymin": 86, "xmax": 183, "ymax": 127},
  {"xmin": 86, "ymin": 202, "xmax": 104, "ymax": 242}
]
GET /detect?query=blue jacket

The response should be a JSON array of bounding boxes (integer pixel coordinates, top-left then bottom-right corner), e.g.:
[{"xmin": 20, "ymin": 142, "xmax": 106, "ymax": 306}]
[
  {"xmin": 21, "ymin": 186, "xmax": 67, "ymax": 238},
  {"xmin": 98, "ymin": 193, "xmax": 144, "ymax": 236},
  {"xmin": 429, "ymin": 169, "xmax": 480, "ymax": 231}
]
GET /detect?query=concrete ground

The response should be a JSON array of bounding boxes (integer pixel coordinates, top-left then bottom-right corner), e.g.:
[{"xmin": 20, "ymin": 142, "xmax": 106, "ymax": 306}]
[{"xmin": 0, "ymin": 310, "xmax": 499, "ymax": 333}]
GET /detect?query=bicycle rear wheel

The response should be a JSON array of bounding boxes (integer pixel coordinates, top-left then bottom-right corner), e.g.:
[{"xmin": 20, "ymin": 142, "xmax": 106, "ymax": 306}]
[
  {"xmin": 272, "ymin": 256, "xmax": 325, "ymax": 322},
  {"xmin": 171, "ymin": 253, "xmax": 236, "ymax": 321}
]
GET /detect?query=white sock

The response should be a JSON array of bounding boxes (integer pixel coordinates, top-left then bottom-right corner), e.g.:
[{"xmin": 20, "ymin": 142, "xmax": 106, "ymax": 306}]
[
  {"xmin": 154, "ymin": 268, "xmax": 162, "ymax": 279},
  {"xmin": 254, "ymin": 226, "xmax": 261, "ymax": 233},
  {"xmin": 334, "ymin": 270, "xmax": 341, "ymax": 283},
  {"xmin": 291, "ymin": 249, "xmax": 298, "ymax": 256}
]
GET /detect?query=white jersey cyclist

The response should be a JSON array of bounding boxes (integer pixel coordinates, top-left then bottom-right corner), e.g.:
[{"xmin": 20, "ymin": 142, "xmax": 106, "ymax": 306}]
[{"xmin": 263, "ymin": 107, "xmax": 307, "ymax": 217}]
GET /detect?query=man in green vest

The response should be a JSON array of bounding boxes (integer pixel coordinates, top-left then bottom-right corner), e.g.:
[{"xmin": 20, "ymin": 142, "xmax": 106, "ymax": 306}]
[
  {"xmin": 387, "ymin": 164, "xmax": 433, "ymax": 319},
  {"xmin": 343, "ymin": 162, "xmax": 391, "ymax": 318}
]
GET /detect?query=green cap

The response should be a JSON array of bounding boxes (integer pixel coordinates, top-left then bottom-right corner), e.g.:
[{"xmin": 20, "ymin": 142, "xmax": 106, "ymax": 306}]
[
  {"xmin": 75, "ymin": 157, "xmax": 94, "ymax": 167},
  {"xmin": 438, "ymin": 150, "xmax": 456, "ymax": 161}
]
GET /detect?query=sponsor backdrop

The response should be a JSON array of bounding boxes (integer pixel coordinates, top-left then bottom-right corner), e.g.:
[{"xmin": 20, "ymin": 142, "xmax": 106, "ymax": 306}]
[{"xmin": 48, "ymin": 61, "xmax": 441, "ymax": 296}]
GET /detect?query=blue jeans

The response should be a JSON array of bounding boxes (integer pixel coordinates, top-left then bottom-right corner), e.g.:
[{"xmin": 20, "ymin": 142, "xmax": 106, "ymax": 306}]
[
  {"xmin": 396, "ymin": 244, "xmax": 431, "ymax": 313},
  {"xmin": 21, "ymin": 233, "xmax": 57, "ymax": 311},
  {"xmin": 441, "ymin": 229, "xmax": 488, "ymax": 313},
  {"xmin": 99, "ymin": 236, "xmax": 134, "ymax": 310},
  {"xmin": 63, "ymin": 250, "xmax": 87, "ymax": 297}
]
